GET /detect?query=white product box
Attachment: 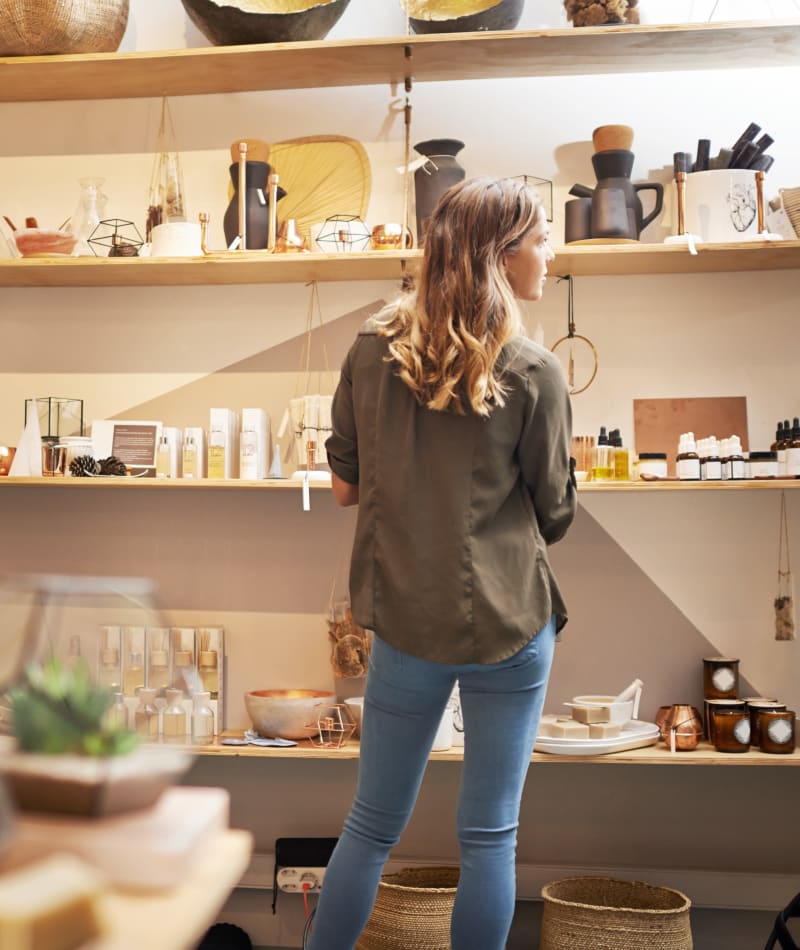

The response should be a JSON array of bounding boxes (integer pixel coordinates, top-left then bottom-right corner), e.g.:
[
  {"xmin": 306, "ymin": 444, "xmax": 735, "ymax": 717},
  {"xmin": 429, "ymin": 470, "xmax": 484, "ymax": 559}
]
[{"xmin": 239, "ymin": 407, "xmax": 270, "ymax": 480}]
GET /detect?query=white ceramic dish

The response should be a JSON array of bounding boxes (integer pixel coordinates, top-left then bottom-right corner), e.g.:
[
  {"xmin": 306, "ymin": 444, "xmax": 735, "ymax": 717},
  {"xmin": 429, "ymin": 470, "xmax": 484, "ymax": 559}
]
[{"xmin": 535, "ymin": 720, "xmax": 660, "ymax": 756}]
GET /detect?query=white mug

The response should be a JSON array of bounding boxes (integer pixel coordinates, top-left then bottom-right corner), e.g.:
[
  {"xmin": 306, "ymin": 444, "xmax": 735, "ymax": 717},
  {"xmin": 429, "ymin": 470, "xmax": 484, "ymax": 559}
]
[{"xmin": 149, "ymin": 221, "xmax": 202, "ymax": 257}]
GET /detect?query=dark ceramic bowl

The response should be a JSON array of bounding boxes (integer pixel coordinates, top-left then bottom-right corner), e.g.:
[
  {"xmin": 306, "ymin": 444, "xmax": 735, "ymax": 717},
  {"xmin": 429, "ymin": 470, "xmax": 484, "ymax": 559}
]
[
  {"xmin": 408, "ymin": 0, "xmax": 524, "ymax": 34},
  {"xmin": 180, "ymin": 0, "xmax": 350, "ymax": 45}
]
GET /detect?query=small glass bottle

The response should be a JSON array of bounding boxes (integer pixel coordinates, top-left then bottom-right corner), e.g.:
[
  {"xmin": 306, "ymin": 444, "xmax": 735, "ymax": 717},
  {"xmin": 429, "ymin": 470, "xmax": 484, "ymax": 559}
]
[
  {"xmin": 156, "ymin": 435, "xmax": 171, "ymax": 478},
  {"xmin": 786, "ymin": 417, "xmax": 800, "ymax": 477},
  {"xmin": 676, "ymin": 432, "xmax": 701, "ymax": 481},
  {"xmin": 590, "ymin": 426, "xmax": 614, "ymax": 481},
  {"xmin": 134, "ymin": 687, "xmax": 160, "ymax": 739},
  {"xmin": 162, "ymin": 688, "xmax": 188, "ymax": 743},
  {"xmin": 182, "ymin": 435, "xmax": 198, "ymax": 478},
  {"xmin": 704, "ymin": 436, "xmax": 722, "ymax": 481},
  {"xmin": 770, "ymin": 421, "xmax": 783, "ymax": 455},
  {"xmin": 778, "ymin": 419, "xmax": 791, "ymax": 475},
  {"xmin": 611, "ymin": 429, "xmax": 630, "ymax": 481},
  {"xmin": 105, "ymin": 691, "xmax": 129, "ymax": 731},
  {"xmin": 65, "ymin": 634, "xmax": 82, "ymax": 671},
  {"xmin": 727, "ymin": 436, "xmax": 746, "ymax": 480},
  {"xmin": 192, "ymin": 691, "xmax": 215, "ymax": 745}
]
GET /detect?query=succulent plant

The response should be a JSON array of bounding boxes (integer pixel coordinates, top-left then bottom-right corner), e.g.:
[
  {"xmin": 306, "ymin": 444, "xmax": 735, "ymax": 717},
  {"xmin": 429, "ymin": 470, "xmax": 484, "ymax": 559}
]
[{"xmin": 9, "ymin": 656, "xmax": 139, "ymax": 757}]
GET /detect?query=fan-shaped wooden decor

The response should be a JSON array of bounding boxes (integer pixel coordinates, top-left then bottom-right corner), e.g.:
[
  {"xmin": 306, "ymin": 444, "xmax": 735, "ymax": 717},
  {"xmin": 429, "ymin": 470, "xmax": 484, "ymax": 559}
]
[{"xmin": 268, "ymin": 136, "xmax": 372, "ymax": 242}]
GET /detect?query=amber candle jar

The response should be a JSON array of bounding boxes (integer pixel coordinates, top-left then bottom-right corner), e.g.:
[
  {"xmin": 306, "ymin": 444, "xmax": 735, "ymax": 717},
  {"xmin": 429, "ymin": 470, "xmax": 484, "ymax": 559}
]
[
  {"xmin": 703, "ymin": 656, "xmax": 739, "ymax": 699},
  {"xmin": 704, "ymin": 698, "xmax": 745, "ymax": 743},
  {"xmin": 747, "ymin": 700, "xmax": 785, "ymax": 747},
  {"xmin": 758, "ymin": 710, "xmax": 796, "ymax": 754},
  {"xmin": 712, "ymin": 709, "xmax": 751, "ymax": 753}
]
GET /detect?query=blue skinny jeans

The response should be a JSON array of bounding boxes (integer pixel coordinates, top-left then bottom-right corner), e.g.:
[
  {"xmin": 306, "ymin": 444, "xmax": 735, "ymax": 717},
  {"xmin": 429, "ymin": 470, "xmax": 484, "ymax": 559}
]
[{"xmin": 307, "ymin": 616, "xmax": 556, "ymax": 950}]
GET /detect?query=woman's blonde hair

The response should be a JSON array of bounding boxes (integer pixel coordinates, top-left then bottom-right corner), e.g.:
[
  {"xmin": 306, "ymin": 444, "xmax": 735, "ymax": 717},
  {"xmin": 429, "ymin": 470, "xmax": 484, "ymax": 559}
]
[{"xmin": 380, "ymin": 176, "xmax": 544, "ymax": 416}]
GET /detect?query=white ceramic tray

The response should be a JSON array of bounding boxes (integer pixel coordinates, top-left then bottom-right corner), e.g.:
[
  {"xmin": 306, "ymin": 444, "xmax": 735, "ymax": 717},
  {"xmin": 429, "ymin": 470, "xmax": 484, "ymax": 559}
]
[{"xmin": 534, "ymin": 720, "xmax": 660, "ymax": 756}]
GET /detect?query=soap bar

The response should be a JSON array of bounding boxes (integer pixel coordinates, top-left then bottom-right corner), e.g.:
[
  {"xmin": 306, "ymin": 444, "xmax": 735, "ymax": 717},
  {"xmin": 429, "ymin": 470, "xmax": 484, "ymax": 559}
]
[
  {"xmin": 548, "ymin": 720, "xmax": 591, "ymax": 739},
  {"xmin": 571, "ymin": 705, "xmax": 611, "ymax": 724},
  {"xmin": 589, "ymin": 722, "xmax": 623, "ymax": 739},
  {"xmin": 0, "ymin": 854, "xmax": 105, "ymax": 950}
]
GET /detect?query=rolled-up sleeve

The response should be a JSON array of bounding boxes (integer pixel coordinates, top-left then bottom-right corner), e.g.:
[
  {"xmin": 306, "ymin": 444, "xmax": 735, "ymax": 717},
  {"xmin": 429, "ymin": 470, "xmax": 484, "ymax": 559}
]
[
  {"xmin": 517, "ymin": 353, "xmax": 577, "ymax": 545},
  {"xmin": 325, "ymin": 346, "xmax": 359, "ymax": 485}
]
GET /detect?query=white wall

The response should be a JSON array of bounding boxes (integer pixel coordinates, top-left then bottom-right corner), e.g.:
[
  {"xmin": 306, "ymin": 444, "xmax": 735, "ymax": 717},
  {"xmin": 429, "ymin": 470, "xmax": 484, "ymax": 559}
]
[{"xmin": 1, "ymin": 2, "xmax": 799, "ymax": 944}]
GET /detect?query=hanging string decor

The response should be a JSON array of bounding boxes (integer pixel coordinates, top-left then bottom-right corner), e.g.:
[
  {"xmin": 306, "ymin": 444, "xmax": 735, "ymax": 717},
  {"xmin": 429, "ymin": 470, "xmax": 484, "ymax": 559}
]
[
  {"xmin": 550, "ymin": 275, "xmax": 599, "ymax": 395},
  {"xmin": 775, "ymin": 490, "xmax": 796, "ymax": 641}
]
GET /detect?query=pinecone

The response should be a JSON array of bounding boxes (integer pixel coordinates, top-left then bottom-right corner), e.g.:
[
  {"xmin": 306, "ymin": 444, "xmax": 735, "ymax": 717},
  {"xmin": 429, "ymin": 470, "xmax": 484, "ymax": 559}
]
[
  {"xmin": 97, "ymin": 456, "xmax": 127, "ymax": 476},
  {"xmin": 69, "ymin": 454, "xmax": 100, "ymax": 477}
]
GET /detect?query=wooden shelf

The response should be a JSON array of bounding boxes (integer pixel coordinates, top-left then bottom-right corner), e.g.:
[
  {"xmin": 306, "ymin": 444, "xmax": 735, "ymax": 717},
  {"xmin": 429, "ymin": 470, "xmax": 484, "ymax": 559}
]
[
  {"xmin": 1, "ymin": 21, "xmax": 798, "ymax": 102},
  {"xmin": 2, "ymin": 240, "xmax": 800, "ymax": 288},
  {"xmin": 197, "ymin": 734, "xmax": 800, "ymax": 766},
  {"xmin": 1, "ymin": 476, "xmax": 797, "ymax": 492},
  {"xmin": 0, "ymin": 476, "xmax": 331, "ymax": 490}
]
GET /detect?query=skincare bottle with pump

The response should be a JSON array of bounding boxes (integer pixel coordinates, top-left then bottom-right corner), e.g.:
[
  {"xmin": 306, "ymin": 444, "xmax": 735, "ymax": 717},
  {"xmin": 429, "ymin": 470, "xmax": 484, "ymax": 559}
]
[
  {"xmin": 156, "ymin": 435, "xmax": 171, "ymax": 478},
  {"xmin": 183, "ymin": 435, "xmax": 198, "ymax": 478},
  {"xmin": 787, "ymin": 417, "xmax": 800, "ymax": 477},
  {"xmin": 676, "ymin": 432, "xmax": 701, "ymax": 480},
  {"xmin": 591, "ymin": 427, "xmax": 614, "ymax": 481}
]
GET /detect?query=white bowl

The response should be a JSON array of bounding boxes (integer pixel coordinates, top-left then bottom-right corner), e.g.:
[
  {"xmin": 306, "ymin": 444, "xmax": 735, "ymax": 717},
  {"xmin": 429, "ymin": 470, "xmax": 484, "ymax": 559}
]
[
  {"xmin": 244, "ymin": 689, "xmax": 335, "ymax": 740},
  {"xmin": 343, "ymin": 697, "xmax": 364, "ymax": 737},
  {"xmin": 571, "ymin": 694, "xmax": 634, "ymax": 726}
]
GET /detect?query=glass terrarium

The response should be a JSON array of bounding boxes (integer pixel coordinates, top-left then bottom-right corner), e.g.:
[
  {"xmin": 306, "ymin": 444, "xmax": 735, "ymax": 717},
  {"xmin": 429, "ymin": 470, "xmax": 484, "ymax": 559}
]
[
  {"xmin": 0, "ymin": 574, "xmax": 192, "ymax": 822},
  {"xmin": 24, "ymin": 396, "xmax": 84, "ymax": 439}
]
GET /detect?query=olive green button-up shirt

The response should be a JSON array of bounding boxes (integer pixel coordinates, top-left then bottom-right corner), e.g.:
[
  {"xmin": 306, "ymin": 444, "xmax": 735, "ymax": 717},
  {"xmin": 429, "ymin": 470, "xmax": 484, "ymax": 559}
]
[{"xmin": 326, "ymin": 319, "xmax": 576, "ymax": 665}]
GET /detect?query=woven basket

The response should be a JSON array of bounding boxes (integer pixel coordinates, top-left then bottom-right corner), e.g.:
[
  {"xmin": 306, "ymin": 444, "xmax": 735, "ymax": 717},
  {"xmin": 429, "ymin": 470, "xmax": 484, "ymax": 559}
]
[
  {"xmin": 540, "ymin": 877, "xmax": 693, "ymax": 950},
  {"xmin": 356, "ymin": 866, "xmax": 459, "ymax": 950},
  {"xmin": 0, "ymin": 0, "xmax": 130, "ymax": 56}
]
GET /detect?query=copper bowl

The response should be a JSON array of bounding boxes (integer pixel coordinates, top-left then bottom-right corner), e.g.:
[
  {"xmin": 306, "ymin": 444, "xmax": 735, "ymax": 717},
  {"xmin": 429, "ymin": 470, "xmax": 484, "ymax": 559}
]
[{"xmin": 244, "ymin": 688, "xmax": 335, "ymax": 740}]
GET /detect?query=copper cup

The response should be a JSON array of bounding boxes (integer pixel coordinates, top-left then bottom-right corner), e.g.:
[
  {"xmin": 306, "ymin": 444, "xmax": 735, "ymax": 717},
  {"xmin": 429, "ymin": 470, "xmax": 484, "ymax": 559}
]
[
  {"xmin": 370, "ymin": 223, "xmax": 413, "ymax": 251},
  {"xmin": 655, "ymin": 705, "xmax": 672, "ymax": 740},
  {"xmin": 0, "ymin": 445, "xmax": 15, "ymax": 476},
  {"xmin": 662, "ymin": 704, "xmax": 703, "ymax": 751}
]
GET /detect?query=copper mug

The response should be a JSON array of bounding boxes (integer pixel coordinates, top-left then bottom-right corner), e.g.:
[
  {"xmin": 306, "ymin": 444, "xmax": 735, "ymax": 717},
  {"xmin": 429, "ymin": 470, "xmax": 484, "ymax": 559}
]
[
  {"xmin": 370, "ymin": 223, "xmax": 413, "ymax": 251},
  {"xmin": 660, "ymin": 704, "xmax": 703, "ymax": 751}
]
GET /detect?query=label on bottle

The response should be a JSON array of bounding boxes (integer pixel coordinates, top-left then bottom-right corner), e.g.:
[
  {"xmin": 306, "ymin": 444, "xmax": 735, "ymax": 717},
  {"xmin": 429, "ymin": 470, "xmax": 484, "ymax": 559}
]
[
  {"xmin": 183, "ymin": 447, "xmax": 197, "ymax": 478},
  {"xmin": 767, "ymin": 719, "xmax": 793, "ymax": 745},
  {"xmin": 733, "ymin": 718, "xmax": 751, "ymax": 745},
  {"xmin": 777, "ymin": 448, "xmax": 787, "ymax": 475},
  {"xmin": 677, "ymin": 457, "xmax": 701, "ymax": 480},
  {"xmin": 705, "ymin": 459, "xmax": 722, "ymax": 480},
  {"xmin": 712, "ymin": 667, "xmax": 736, "ymax": 693},
  {"xmin": 729, "ymin": 458, "xmax": 746, "ymax": 480},
  {"xmin": 785, "ymin": 447, "xmax": 800, "ymax": 477}
]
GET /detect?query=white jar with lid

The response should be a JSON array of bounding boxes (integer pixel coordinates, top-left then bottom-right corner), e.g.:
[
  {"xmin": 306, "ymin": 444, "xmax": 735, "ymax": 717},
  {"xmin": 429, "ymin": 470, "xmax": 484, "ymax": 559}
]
[{"xmin": 635, "ymin": 452, "xmax": 669, "ymax": 479}]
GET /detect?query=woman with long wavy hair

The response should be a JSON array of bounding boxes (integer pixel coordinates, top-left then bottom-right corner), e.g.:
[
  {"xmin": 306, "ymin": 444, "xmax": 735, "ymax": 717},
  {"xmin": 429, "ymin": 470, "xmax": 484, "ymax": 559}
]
[{"xmin": 310, "ymin": 176, "xmax": 577, "ymax": 950}]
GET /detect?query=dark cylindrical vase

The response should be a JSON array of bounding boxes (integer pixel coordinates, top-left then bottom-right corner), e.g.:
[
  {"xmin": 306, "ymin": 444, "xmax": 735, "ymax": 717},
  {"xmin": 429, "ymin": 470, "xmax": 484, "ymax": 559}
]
[
  {"xmin": 413, "ymin": 139, "xmax": 466, "ymax": 245},
  {"xmin": 223, "ymin": 160, "xmax": 287, "ymax": 250}
]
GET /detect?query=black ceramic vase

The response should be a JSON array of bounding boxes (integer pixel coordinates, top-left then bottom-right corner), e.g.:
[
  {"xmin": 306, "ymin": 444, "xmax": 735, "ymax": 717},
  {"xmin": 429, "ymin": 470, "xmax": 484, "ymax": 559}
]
[
  {"xmin": 409, "ymin": 0, "xmax": 524, "ymax": 34},
  {"xmin": 413, "ymin": 139, "xmax": 466, "ymax": 244},
  {"xmin": 223, "ymin": 161, "xmax": 287, "ymax": 250}
]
